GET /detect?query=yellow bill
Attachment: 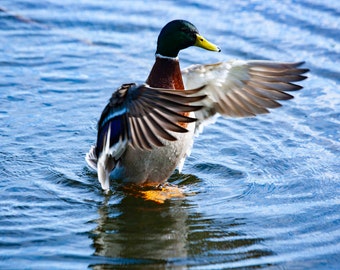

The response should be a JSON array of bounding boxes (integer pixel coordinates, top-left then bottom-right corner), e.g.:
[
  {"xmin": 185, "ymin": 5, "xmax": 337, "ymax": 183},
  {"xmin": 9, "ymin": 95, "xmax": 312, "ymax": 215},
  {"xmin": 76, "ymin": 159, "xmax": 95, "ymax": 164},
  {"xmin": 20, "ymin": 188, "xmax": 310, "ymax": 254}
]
[{"xmin": 195, "ymin": 34, "xmax": 221, "ymax": 52}]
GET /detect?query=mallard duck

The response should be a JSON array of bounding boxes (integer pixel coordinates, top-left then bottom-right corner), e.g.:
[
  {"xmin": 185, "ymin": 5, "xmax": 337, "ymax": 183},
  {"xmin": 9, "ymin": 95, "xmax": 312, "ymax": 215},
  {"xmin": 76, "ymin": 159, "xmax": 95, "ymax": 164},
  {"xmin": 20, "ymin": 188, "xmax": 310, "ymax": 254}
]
[{"xmin": 86, "ymin": 19, "xmax": 308, "ymax": 191}]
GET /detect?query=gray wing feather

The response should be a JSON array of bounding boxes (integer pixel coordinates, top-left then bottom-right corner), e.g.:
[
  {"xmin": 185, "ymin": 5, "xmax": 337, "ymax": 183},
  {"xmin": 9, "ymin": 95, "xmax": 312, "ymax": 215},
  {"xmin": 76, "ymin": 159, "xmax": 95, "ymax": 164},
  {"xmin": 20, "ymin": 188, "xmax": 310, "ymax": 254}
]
[{"xmin": 182, "ymin": 60, "xmax": 309, "ymax": 131}]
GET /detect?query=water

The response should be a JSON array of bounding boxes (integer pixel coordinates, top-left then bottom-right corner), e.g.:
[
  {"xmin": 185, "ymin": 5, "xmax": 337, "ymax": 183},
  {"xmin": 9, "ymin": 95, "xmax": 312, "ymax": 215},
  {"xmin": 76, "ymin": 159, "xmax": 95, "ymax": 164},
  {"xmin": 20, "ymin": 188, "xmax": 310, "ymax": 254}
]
[{"xmin": 1, "ymin": 0, "xmax": 339, "ymax": 269}]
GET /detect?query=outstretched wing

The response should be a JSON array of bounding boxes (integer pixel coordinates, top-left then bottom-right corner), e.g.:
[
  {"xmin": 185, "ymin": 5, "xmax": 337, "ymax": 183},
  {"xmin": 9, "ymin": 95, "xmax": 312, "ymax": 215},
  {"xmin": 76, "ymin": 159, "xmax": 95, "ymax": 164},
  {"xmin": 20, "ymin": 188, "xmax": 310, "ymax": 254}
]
[
  {"xmin": 182, "ymin": 60, "xmax": 309, "ymax": 131},
  {"xmin": 86, "ymin": 83, "xmax": 206, "ymax": 170}
]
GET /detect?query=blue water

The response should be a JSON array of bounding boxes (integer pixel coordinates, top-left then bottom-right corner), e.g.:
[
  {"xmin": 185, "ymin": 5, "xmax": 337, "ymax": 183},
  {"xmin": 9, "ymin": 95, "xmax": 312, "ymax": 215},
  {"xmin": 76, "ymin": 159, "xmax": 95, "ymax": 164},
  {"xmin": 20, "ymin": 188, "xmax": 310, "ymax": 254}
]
[{"xmin": 1, "ymin": 1, "xmax": 339, "ymax": 269}]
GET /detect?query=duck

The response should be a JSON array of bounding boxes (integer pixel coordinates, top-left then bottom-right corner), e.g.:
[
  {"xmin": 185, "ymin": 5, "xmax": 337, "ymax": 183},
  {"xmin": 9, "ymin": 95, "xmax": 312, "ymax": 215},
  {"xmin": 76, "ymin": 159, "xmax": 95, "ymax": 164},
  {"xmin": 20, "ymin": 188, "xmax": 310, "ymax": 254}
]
[{"xmin": 86, "ymin": 19, "xmax": 308, "ymax": 192}]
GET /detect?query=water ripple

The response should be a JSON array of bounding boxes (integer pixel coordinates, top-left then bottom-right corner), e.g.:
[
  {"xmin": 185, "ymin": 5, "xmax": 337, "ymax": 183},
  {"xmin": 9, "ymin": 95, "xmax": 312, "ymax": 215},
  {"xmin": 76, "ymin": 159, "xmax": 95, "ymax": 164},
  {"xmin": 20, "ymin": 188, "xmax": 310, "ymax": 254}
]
[{"xmin": 1, "ymin": 0, "xmax": 339, "ymax": 269}]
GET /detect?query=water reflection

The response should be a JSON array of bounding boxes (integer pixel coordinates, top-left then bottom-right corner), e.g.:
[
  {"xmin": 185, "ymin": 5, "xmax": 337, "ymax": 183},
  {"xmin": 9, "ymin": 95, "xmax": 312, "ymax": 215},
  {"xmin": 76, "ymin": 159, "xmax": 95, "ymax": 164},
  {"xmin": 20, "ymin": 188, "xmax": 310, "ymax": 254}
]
[
  {"xmin": 90, "ymin": 192, "xmax": 189, "ymax": 268},
  {"xmin": 89, "ymin": 180, "xmax": 274, "ymax": 269}
]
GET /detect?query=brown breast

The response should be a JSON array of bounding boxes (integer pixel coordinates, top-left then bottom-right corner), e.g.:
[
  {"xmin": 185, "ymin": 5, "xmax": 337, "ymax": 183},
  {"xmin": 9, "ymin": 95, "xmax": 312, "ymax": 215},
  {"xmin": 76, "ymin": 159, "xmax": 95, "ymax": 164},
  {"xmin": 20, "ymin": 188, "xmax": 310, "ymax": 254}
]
[
  {"xmin": 146, "ymin": 57, "xmax": 184, "ymax": 89},
  {"xmin": 146, "ymin": 56, "xmax": 189, "ymax": 128}
]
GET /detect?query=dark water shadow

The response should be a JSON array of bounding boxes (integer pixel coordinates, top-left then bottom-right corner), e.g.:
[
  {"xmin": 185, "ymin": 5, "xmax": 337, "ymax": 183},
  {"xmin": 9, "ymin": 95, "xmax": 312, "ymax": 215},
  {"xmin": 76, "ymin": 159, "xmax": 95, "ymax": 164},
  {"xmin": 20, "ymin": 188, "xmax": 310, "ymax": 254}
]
[
  {"xmin": 87, "ymin": 178, "xmax": 275, "ymax": 269},
  {"xmin": 89, "ymin": 194, "xmax": 188, "ymax": 269}
]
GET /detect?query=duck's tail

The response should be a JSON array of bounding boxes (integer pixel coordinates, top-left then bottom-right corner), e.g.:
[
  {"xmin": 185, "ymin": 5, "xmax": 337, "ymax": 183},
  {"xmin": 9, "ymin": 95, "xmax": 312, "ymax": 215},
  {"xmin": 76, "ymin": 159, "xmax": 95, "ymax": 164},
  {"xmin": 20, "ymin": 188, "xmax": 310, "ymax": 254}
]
[
  {"xmin": 85, "ymin": 145, "xmax": 116, "ymax": 191},
  {"xmin": 85, "ymin": 145, "xmax": 98, "ymax": 171}
]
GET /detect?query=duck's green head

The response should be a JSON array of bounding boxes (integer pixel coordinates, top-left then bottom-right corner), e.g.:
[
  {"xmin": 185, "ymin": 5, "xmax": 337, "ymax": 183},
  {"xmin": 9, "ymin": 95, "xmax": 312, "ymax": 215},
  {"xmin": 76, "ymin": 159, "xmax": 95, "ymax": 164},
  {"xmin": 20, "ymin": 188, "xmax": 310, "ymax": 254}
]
[{"xmin": 156, "ymin": 20, "xmax": 221, "ymax": 58}]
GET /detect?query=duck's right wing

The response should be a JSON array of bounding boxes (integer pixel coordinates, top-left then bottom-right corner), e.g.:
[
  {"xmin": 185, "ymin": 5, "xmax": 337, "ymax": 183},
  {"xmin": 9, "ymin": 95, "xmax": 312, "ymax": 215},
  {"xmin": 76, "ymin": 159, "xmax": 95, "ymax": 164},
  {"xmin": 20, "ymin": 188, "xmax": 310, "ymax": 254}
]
[{"xmin": 182, "ymin": 60, "xmax": 309, "ymax": 132}]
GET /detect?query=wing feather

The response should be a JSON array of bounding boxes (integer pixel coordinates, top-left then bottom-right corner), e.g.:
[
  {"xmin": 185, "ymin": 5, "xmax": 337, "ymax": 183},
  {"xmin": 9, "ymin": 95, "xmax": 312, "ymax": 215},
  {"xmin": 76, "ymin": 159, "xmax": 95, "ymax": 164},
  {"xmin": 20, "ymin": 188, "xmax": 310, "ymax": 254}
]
[
  {"xmin": 182, "ymin": 60, "xmax": 309, "ymax": 130},
  {"xmin": 89, "ymin": 83, "xmax": 206, "ymax": 166},
  {"xmin": 139, "ymin": 116, "xmax": 166, "ymax": 148},
  {"xmin": 147, "ymin": 113, "xmax": 178, "ymax": 141},
  {"xmin": 134, "ymin": 117, "xmax": 153, "ymax": 150}
]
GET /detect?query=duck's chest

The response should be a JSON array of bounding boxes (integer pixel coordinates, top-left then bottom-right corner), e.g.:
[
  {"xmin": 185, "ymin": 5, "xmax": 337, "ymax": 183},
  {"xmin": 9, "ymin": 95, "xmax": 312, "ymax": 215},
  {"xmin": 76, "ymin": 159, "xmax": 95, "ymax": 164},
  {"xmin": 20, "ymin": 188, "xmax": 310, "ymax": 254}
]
[{"xmin": 146, "ymin": 56, "xmax": 184, "ymax": 90}]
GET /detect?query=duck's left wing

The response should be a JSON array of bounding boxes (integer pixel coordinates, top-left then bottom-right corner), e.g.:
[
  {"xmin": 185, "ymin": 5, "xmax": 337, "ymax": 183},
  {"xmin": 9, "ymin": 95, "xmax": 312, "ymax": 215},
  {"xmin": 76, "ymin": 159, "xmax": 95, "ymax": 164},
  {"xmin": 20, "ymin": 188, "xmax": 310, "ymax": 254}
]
[
  {"xmin": 120, "ymin": 83, "xmax": 206, "ymax": 150},
  {"xmin": 86, "ymin": 83, "xmax": 206, "ymax": 171},
  {"xmin": 182, "ymin": 60, "xmax": 309, "ymax": 132}
]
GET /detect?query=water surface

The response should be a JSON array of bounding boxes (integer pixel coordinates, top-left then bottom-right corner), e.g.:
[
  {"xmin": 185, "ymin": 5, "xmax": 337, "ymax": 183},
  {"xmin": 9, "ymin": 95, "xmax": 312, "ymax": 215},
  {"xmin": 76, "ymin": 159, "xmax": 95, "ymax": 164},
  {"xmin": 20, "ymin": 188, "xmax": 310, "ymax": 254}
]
[{"xmin": 1, "ymin": 0, "xmax": 339, "ymax": 269}]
